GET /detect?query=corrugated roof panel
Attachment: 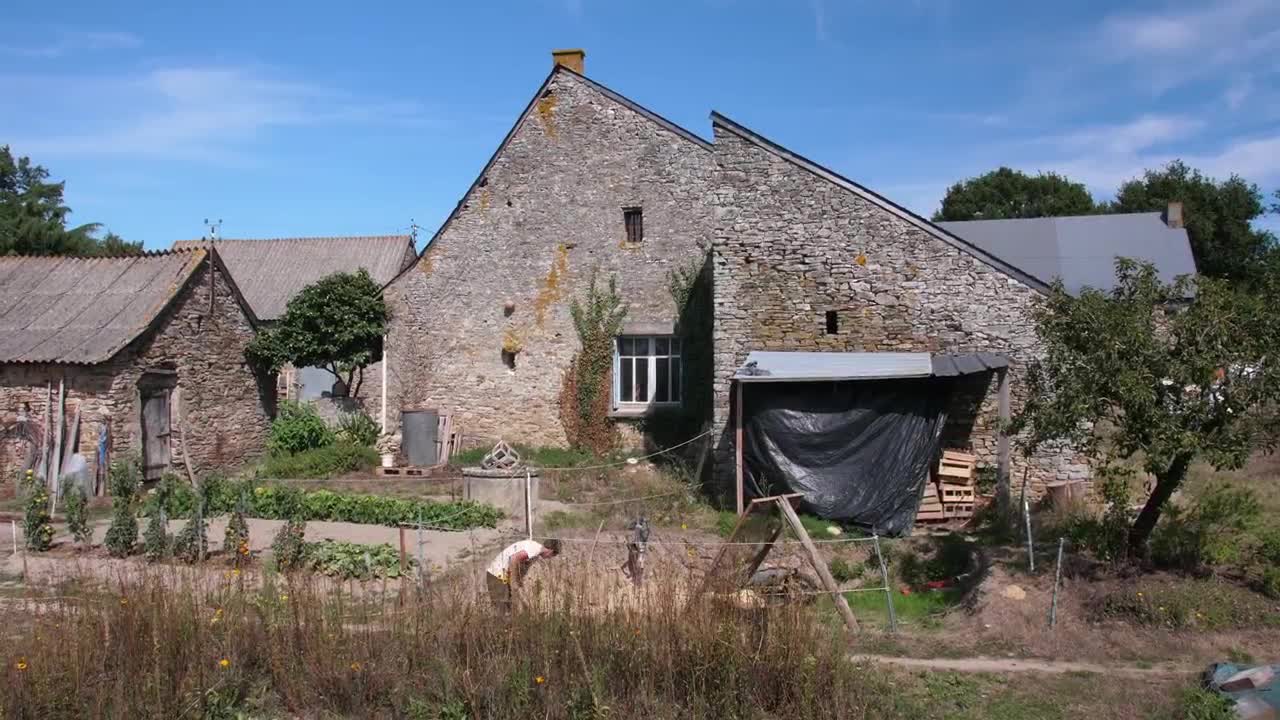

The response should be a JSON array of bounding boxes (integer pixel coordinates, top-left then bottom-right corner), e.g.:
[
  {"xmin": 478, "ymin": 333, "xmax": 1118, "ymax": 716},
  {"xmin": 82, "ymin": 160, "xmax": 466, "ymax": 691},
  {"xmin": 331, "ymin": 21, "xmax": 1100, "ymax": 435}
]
[
  {"xmin": 0, "ymin": 251, "xmax": 206, "ymax": 364},
  {"xmin": 735, "ymin": 351, "xmax": 934, "ymax": 382},
  {"xmin": 171, "ymin": 236, "xmax": 414, "ymax": 319}
]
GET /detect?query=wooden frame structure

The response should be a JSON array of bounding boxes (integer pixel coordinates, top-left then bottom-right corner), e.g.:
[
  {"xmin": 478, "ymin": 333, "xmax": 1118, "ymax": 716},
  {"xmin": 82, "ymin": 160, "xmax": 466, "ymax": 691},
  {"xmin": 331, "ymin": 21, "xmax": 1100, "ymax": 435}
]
[{"xmin": 698, "ymin": 493, "xmax": 860, "ymax": 632}]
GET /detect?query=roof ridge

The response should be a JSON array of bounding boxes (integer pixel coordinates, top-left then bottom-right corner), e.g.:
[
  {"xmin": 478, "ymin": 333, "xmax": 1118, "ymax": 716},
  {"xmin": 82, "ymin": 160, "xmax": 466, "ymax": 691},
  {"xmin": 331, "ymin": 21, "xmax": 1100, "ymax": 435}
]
[
  {"xmin": 0, "ymin": 248, "xmax": 204, "ymax": 261},
  {"xmin": 709, "ymin": 111, "xmax": 1051, "ymax": 295},
  {"xmin": 174, "ymin": 235, "xmax": 411, "ymax": 244}
]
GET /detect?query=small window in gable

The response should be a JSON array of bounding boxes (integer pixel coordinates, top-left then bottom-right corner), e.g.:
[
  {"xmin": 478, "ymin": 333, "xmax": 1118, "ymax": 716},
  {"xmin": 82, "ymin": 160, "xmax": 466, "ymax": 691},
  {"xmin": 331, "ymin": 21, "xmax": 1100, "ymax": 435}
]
[{"xmin": 623, "ymin": 207, "xmax": 643, "ymax": 244}]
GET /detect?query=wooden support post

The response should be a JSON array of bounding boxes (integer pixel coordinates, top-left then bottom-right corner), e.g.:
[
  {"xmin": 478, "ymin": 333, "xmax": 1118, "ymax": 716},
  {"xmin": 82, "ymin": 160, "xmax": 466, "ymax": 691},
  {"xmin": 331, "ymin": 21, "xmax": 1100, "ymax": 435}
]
[
  {"xmin": 398, "ymin": 525, "xmax": 408, "ymax": 573},
  {"xmin": 735, "ymin": 381, "xmax": 745, "ymax": 516},
  {"xmin": 996, "ymin": 368, "xmax": 1011, "ymax": 517},
  {"xmin": 777, "ymin": 497, "xmax": 859, "ymax": 633}
]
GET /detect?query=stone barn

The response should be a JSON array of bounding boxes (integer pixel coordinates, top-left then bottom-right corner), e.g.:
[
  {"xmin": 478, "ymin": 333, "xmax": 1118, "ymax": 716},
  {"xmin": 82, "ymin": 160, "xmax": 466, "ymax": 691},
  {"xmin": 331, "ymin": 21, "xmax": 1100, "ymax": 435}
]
[{"xmin": 0, "ymin": 248, "xmax": 271, "ymax": 490}]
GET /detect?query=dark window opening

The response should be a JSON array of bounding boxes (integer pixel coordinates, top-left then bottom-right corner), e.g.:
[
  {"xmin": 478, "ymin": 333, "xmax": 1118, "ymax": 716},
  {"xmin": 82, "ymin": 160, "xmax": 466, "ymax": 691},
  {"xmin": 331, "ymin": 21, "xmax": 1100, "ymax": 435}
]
[
  {"xmin": 825, "ymin": 310, "xmax": 839, "ymax": 335},
  {"xmin": 501, "ymin": 350, "xmax": 516, "ymax": 370},
  {"xmin": 623, "ymin": 207, "xmax": 643, "ymax": 243}
]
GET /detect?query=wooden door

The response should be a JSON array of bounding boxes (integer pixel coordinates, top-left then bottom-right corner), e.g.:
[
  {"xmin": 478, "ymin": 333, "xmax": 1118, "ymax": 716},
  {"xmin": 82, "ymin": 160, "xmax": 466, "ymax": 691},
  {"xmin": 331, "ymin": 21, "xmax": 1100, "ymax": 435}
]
[{"xmin": 140, "ymin": 388, "xmax": 171, "ymax": 481}]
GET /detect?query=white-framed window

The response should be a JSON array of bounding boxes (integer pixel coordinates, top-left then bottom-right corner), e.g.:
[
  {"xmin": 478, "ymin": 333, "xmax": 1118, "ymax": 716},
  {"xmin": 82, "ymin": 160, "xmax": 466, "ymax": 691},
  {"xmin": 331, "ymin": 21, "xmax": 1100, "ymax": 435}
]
[{"xmin": 614, "ymin": 336, "xmax": 682, "ymax": 408}]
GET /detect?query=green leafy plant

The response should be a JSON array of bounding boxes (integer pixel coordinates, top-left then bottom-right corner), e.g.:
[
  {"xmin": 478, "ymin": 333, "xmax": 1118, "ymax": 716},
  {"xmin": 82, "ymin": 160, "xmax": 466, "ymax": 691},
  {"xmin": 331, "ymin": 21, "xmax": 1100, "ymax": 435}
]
[
  {"xmin": 828, "ymin": 557, "xmax": 862, "ymax": 584},
  {"xmin": 223, "ymin": 490, "xmax": 252, "ymax": 566},
  {"xmin": 303, "ymin": 540, "xmax": 410, "ymax": 579},
  {"xmin": 559, "ymin": 270, "xmax": 627, "ymax": 455},
  {"xmin": 22, "ymin": 470, "xmax": 54, "ymax": 552},
  {"xmin": 336, "ymin": 410, "xmax": 379, "ymax": 447},
  {"xmin": 259, "ymin": 441, "xmax": 376, "ymax": 479},
  {"xmin": 246, "ymin": 269, "xmax": 388, "ymax": 397},
  {"xmin": 1012, "ymin": 259, "xmax": 1280, "ymax": 556},
  {"xmin": 103, "ymin": 456, "xmax": 141, "ymax": 558},
  {"xmin": 1178, "ymin": 687, "xmax": 1236, "ymax": 720},
  {"xmin": 142, "ymin": 503, "xmax": 171, "ymax": 561},
  {"xmin": 63, "ymin": 483, "xmax": 91, "ymax": 548},
  {"xmin": 267, "ymin": 401, "xmax": 335, "ymax": 455},
  {"xmin": 271, "ymin": 518, "xmax": 308, "ymax": 572}
]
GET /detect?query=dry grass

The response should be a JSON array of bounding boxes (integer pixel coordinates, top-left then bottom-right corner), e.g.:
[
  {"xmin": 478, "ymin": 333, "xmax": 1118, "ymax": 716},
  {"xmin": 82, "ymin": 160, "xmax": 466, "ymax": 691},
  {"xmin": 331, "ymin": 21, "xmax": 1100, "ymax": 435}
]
[{"xmin": 0, "ymin": 565, "xmax": 901, "ymax": 719}]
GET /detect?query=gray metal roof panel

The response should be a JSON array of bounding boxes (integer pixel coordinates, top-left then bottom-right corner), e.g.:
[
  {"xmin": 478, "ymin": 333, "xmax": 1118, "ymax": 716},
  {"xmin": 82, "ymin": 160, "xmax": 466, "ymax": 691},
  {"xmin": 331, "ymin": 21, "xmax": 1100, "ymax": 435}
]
[
  {"xmin": 172, "ymin": 236, "xmax": 413, "ymax": 320},
  {"xmin": 736, "ymin": 351, "xmax": 1009, "ymax": 382},
  {"xmin": 938, "ymin": 213, "xmax": 1196, "ymax": 294},
  {"xmin": 0, "ymin": 251, "xmax": 206, "ymax": 364}
]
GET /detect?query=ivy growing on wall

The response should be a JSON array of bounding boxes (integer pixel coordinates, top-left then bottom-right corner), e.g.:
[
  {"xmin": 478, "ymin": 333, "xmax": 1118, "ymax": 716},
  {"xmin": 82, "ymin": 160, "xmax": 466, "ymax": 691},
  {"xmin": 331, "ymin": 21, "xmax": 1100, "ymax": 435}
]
[
  {"xmin": 559, "ymin": 270, "xmax": 627, "ymax": 454},
  {"xmin": 646, "ymin": 252, "xmax": 714, "ymax": 449}
]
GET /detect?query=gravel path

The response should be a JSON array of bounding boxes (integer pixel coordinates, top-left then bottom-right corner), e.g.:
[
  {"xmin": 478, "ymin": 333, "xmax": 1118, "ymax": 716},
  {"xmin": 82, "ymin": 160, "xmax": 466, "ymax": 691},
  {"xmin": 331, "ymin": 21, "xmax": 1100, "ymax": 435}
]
[{"xmin": 850, "ymin": 653, "xmax": 1194, "ymax": 677}]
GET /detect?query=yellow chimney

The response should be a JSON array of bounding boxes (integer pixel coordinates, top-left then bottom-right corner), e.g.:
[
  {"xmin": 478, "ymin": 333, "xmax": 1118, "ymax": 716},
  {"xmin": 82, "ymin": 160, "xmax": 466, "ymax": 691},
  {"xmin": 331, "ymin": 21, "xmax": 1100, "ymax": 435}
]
[{"xmin": 551, "ymin": 49, "xmax": 585, "ymax": 74}]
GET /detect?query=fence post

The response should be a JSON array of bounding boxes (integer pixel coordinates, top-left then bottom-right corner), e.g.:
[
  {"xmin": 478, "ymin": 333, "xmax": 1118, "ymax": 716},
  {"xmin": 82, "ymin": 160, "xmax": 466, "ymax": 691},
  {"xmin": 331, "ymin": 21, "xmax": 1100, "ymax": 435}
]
[
  {"xmin": 873, "ymin": 534, "xmax": 897, "ymax": 634},
  {"xmin": 1048, "ymin": 537, "xmax": 1065, "ymax": 629},
  {"xmin": 525, "ymin": 469, "xmax": 533, "ymax": 540}
]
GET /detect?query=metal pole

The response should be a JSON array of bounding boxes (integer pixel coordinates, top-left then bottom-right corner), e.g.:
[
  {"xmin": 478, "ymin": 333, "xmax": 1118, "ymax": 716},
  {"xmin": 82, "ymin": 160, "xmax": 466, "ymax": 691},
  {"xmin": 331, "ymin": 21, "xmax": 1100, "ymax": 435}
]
[
  {"xmin": 1049, "ymin": 538, "xmax": 1065, "ymax": 629},
  {"xmin": 873, "ymin": 534, "xmax": 897, "ymax": 633},
  {"xmin": 735, "ymin": 381, "xmax": 745, "ymax": 515},
  {"xmin": 525, "ymin": 469, "xmax": 533, "ymax": 540},
  {"xmin": 1021, "ymin": 470, "xmax": 1035, "ymax": 573}
]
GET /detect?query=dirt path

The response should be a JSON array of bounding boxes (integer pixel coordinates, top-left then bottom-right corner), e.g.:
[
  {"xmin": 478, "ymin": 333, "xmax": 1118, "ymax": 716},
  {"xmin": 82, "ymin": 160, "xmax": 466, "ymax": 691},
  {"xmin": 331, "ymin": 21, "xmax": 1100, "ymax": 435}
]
[{"xmin": 850, "ymin": 653, "xmax": 1195, "ymax": 677}]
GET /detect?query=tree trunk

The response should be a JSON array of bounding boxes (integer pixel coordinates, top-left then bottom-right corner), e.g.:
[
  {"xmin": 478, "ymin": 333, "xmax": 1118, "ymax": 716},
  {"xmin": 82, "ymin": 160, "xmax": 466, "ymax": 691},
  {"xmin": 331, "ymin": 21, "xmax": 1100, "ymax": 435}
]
[
  {"xmin": 1127, "ymin": 453, "xmax": 1192, "ymax": 556},
  {"xmin": 351, "ymin": 366, "xmax": 364, "ymax": 399}
]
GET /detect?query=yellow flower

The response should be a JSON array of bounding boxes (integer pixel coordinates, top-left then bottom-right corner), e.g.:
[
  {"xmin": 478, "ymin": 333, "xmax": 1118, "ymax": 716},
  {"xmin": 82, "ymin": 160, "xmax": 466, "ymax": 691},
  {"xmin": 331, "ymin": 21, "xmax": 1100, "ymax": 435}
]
[
  {"xmin": 210, "ymin": 617, "xmax": 220, "ymax": 625},
  {"xmin": 680, "ymin": 523, "xmax": 687, "ymax": 530},
  {"xmin": 1136, "ymin": 592, "xmax": 1143, "ymax": 598},
  {"xmin": 280, "ymin": 594, "xmax": 288, "ymax": 602},
  {"xmin": 219, "ymin": 658, "xmax": 230, "ymax": 669},
  {"xmin": 120, "ymin": 598, "xmax": 128, "ymax": 606},
  {"xmin": 535, "ymin": 676, "xmax": 545, "ymax": 685},
  {"xmin": 232, "ymin": 569, "xmax": 241, "ymax": 577},
  {"xmin": 16, "ymin": 659, "xmax": 28, "ymax": 671},
  {"xmin": 350, "ymin": 662, "xmax": 361, "ymax": 672}
]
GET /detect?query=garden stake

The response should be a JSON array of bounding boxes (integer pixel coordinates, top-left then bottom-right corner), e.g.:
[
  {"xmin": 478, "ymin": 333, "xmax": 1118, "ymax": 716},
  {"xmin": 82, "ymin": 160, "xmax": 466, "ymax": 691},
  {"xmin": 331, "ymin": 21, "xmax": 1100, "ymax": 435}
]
[
  {"xmin": 1021, "ymin": 468, "xmax": 1034, "ymax": 573},
  {"xmin": 873, "ymin": 533, "xmax": 897, "ymax": 633},
  {"xmin": 1049, "ymin": 537, "xmax": 1065, "ymax": 629}
]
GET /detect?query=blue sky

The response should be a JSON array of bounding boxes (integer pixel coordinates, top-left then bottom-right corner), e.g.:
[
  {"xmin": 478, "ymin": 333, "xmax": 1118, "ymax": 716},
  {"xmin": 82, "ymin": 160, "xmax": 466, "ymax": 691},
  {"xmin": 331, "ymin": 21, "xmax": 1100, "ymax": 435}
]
[{"xmin": 3, "ymin": 0, "xmax": 1278, "ymax": 249}]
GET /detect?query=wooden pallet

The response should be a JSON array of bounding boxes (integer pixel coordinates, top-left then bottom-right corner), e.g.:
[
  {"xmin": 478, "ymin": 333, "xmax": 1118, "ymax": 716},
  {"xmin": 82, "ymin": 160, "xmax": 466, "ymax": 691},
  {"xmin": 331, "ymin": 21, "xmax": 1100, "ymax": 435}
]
[
  {"xmin": 943, "ymin": 501, "xmax": 975, "ymax": 519},
  {"xmin": 938, "ymin": 449, "xmax": 977, "ymax": 484},
  {"xmin": 376, "ymin": 466, "xmax": 432, "ymax": 477},
  {"xmin": 916, "ymin": 482, "xmax": 947, "ymax": 522},
  {"xmin": 940, "ymin": 484, "xmax": 976, "ymax": 503}
]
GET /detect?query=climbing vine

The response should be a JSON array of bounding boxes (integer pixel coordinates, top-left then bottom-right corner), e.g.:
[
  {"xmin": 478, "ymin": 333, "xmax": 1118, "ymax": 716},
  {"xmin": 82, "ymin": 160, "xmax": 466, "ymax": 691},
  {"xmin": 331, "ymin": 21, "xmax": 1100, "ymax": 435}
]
[{"xmin": 559, "ymin": 270, "xmax": 627, "ymax": 454}]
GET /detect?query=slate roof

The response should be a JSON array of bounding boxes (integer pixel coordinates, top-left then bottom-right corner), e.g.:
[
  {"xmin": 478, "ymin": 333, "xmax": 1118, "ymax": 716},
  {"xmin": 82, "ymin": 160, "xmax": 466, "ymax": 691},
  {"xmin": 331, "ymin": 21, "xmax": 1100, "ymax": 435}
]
[
  {"xmin": 172, "ymin": 236, "xmax": 414, "ymax": 320},
  {"xmin": 0, "ymin": 250, "xmax": 208, "ymax": 364},
  {"xmin": 937, "ymin": 213, "xmax": 1196, "ymax": 294}
]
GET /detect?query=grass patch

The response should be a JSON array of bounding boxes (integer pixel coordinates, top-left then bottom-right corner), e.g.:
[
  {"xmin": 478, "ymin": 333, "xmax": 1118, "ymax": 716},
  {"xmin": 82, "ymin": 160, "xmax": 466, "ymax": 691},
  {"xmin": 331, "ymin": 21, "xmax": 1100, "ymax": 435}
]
[
  {"xmin": 258, "ymin": 441, "xmax": 377, "ymax": 479},
  {"xmin": 1090, "ymin": 578, "xmax": 1280, "ymax": 630},
  {"xmin": 452, "ymin": 444, "xmax": 604, "ymax": 469},
  {"xmin": 540, "ymin": 510, "xmax": 601, "ymax": 532},
  {"xmin": 830, "ymin": 587, "xmax": 959, "ymax": 630}
]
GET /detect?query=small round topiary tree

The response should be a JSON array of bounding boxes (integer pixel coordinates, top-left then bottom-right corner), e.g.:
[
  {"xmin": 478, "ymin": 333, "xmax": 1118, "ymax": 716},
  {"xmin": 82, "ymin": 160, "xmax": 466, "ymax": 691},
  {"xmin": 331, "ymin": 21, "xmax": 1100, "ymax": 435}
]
[
  {"xmin": 103, "ymin": 457, "xmax": 141, "ymax": 558},
  {"xmin": 22, "ymin": 469, "xmax": 54, "ymax": 552},
  {"xmin": 63, "ymin": 483, "xmax": 91, "ymax": 549}
]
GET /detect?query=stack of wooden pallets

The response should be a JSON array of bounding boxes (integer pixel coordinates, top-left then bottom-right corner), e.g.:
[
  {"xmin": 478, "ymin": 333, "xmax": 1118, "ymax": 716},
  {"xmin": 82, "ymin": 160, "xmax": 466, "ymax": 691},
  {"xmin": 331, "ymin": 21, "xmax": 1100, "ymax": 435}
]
[{"xmin": 915, "ymin": 449, "xmax": 978, "ymax": 523}]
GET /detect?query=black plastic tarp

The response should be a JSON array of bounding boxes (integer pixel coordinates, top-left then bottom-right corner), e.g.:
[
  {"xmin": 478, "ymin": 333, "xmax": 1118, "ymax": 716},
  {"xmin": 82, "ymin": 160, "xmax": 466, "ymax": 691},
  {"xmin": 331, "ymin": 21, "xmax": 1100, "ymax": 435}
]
[{"xmin": 742, "ymin": 378, "xmax": 952, "ymax": 537}]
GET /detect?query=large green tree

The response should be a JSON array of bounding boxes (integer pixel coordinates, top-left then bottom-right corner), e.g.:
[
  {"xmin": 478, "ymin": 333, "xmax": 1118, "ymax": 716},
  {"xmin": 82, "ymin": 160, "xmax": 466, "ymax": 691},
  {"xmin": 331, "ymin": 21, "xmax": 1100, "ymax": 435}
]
[
  {"xmin": 933, "ymin": 167, "xmax": 1097, "ymax": 221},
  {"xmin": 0, "ymin": 145, "xmax": 141, "ymax": 256},
  {"xmin": 246, "ymin": 269, "xmax": 388, "ymax": 398},
  {"xmin": 1112, "ymin": 160, "xmax": 1272, "ymax": 283},
  {"xmin": 1013, "ymin": 259, "xmax": 1280, "ymax": 555}
]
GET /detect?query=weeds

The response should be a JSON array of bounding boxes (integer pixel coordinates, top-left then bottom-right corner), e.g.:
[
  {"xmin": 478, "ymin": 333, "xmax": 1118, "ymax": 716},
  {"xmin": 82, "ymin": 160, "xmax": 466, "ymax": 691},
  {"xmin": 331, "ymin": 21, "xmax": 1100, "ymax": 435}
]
[
  {"xmin": 259, "ymin": 441, "xmax": 377, "ymax": 479},
  {"xmin": 1, "ymin": 569, "xmax": 902, "ymax": 719}
]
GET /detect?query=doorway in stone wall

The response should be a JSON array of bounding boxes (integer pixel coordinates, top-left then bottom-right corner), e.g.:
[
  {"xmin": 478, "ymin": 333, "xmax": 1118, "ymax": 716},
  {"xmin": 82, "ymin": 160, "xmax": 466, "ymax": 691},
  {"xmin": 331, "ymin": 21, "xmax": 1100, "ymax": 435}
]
[{"xmin": 138, "ymin": 370, "xmax": 177, "ymax": 481}]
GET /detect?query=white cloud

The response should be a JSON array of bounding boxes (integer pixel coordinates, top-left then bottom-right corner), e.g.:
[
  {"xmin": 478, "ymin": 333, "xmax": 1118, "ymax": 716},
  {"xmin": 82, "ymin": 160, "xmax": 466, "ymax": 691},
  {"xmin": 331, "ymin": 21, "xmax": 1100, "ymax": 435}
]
[
  {"xmin": 1053, "ymin": 114, "xmax": 1205, "ymax": 155},
  {"xmin": 0, "ymin": 30, "xmax": 140, "ymax": 58},
  {"xmin": 4, "ymin": 65, "xmax": 427, "ymax": 165},
  {"xmin": 1224, "ymin": 76, "xmax": 1254, "ymax": 110}
]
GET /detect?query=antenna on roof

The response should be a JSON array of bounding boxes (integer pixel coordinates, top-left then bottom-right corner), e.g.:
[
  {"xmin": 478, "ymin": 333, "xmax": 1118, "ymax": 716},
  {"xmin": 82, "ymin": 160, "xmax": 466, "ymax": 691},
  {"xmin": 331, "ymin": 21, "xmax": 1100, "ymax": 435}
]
[
  {"xmin": 203, "ymin": 218, "xmax": 222, "ymax": 242},
  {"xmin": 409, "ymin": 218, "xmax": 421, "ymax": 249},
  {"xmin": 202, "ymin": 218, "xmax": 222, "ymax": 316}
]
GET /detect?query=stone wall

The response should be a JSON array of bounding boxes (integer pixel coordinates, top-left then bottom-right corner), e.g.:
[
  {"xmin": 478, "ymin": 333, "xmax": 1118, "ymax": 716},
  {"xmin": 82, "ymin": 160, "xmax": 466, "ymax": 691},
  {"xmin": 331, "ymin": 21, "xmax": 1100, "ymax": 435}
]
[
  {"xmin": 385, "ymin": 70, "xmax": 715, "ymax": 447},
  {"xmin": 0, "ymin": 257, "xmax": 270, "ymax": 485},
  {"xmin": 709, "ymin": 122, "xmax": 1089, "ymax": 491}
]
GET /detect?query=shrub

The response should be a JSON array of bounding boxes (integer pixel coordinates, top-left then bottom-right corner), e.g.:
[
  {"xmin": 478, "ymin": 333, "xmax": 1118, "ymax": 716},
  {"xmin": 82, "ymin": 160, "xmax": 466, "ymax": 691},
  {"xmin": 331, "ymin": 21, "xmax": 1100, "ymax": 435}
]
[
  {"xmin": 173, "ymin": 516, "xmax": 208, "ymax": 564},
  {"xmin": 1151, "ymin": 483, "xmax": 1261, "ymax": 572},
  {"xmin": 335, "ymin": 411, "xmax": 379, "ymax": 448},
  {"xmin": 22, "ymin": 470, "xmax": 54, "ymax": 552},
  {"xmin": 142, "ymin": 504, "xmax": 170, "ymax": 561},
  {"xmin": 828, "ymin": 557, "xmax": 861, "ymax": 584},
  {"xmin": 63, "ymin": 484, "xmax": 91, "ymax": 547},
  {"xmin": 103, "ymin": 457, "xmax": 141, "ymax": 558},
  {"xmin": 268, "ymin": 401, "xmax": 334, "ymax": 454},
  {"xmin": 271, "ymin": 518, "xmax": 307, "ymax": 571},
  {"xmin": 259, "ymin": 442, "xmax": 377, "ymax": 479},
  {"xmin": 223, "ymin": 493, "xmax": 252, "ymax": 566},
  {"xmin": 303, "ymin": 540, "xmax": 410, "ymax": 579},
  {"xmin": 1179, "ymin": 687, "xmax": 1236, "ymax": 720}
]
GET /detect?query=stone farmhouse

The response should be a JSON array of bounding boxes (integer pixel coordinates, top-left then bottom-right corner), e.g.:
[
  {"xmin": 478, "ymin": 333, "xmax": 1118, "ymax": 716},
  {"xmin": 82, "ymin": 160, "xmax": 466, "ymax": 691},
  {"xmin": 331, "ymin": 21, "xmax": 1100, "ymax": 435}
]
[
  {"xmin": 383, "ymin": 50, "xmax": 1194, "ymax": 494},
  {"xmin": 173, "ymin": 235, "xmax": 416, "ymax": 423},
  {"xmin": 0, "ymin": 248, "xmax": 270, "ymax": 486}
]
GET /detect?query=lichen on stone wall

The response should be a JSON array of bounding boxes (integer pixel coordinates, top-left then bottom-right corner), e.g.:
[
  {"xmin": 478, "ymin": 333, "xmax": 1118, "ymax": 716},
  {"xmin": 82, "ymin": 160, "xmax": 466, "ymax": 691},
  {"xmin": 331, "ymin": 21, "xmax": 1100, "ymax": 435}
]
[
  {"xmin": 533, "ymin": 243, "xmax": 570, "ymax": 328},
  {"xmin": 536, "ymin": 93, "xmax": 557, "ymax": 138}
]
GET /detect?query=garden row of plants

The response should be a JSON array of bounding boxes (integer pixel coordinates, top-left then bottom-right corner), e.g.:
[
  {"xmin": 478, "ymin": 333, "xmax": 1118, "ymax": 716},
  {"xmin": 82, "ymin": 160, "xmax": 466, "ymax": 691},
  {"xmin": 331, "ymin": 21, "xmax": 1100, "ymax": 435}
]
[{"xmin": 140, "ymin": 472, "xmax": 502, "ymax": 530}]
